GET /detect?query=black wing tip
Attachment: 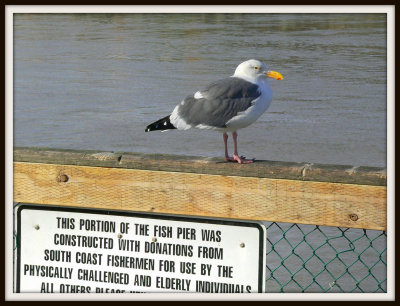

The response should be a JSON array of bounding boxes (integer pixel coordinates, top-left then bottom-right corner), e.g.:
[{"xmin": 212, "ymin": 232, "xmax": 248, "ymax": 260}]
[{"xmin": 145, "ymin": 115, "xmax": 176, "ymax": 132}]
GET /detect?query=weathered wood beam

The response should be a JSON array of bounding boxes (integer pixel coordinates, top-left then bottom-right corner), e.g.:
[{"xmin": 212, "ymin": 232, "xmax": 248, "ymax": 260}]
[
  {"xmin": 13, "ymin": 147, "xmax": 387, "ymax": 231},
  {"xmin": 13, "ymin": 147, "xmax": 386, "ymax": 186}
]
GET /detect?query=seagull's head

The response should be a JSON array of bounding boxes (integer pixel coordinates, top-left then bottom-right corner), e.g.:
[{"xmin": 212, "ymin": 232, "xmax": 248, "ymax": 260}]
[{"xmin": 233, "ymin": 59, "xmax": 283, "ymax": 83}]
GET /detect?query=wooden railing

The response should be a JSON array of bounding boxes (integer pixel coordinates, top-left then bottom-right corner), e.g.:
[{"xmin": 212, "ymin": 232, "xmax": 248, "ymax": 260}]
[{"xmin": 13, "ymin": 147, "xmax": 387, "ymax": 231}]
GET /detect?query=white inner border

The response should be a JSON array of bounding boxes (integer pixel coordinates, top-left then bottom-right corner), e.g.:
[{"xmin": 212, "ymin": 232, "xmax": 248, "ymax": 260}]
[{"xmin": 5, "ymin": 5, "xmax": 395, "ymax": 301}]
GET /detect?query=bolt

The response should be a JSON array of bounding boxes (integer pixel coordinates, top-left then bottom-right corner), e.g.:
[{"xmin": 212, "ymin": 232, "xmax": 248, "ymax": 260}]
[
  {"xmin": 240, "ymin": 242, "xmax": 245, "ymax": 248},
  {"xmin": 58, "ymin": 174, "xmax": 69, "ymax": 183},
  {"xmin": 34, "ymin": 225, "xmax": 40, "ymax": 230},
  {"xmin": 349, "ymin": 213, "xmax": 359, "ymax": 221},
  {"xmin": 117, "ymin": 233, "xmax": 123, "ymax": 239},
  {"xmin": 152, "ymin": 237, "xmax": 157, "ymax": 242}
]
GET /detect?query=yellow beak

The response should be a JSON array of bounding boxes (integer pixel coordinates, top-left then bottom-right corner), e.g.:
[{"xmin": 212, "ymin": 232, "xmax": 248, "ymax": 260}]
[{"xmin": 266, "ymin": 70, "xmax": 284, "ymax": 80}]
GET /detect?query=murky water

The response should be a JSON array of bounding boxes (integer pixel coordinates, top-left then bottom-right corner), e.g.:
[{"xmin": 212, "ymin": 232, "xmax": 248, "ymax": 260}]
[
  {"xmin": 13, "ymin": 13, "xmax": 387, "ymax": 167},
  {"xmin": 12, "ymin": 13, "xmax": 387, "ymax": 293}
]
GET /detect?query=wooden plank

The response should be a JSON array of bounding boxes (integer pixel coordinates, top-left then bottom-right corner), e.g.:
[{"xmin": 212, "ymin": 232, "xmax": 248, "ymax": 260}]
[
  {"xmin": 13, "ymin": 162, "xmax": 387, "ymax": 231},
  {"xmin": 13, "ymin": 147, "xmax": 387, "ymax": 186}
]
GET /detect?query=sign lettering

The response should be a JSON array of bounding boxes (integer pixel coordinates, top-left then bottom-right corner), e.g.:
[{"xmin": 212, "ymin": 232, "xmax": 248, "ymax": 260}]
[{"xmin": 15, "ymin": 204, "xmax": 266, "ymax": 293}]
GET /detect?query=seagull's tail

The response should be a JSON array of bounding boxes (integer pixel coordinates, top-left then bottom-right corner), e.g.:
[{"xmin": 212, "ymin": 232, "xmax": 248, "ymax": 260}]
[{"xmin": 145, "ymin": 115, "xmax": 177, "ymax": 132}]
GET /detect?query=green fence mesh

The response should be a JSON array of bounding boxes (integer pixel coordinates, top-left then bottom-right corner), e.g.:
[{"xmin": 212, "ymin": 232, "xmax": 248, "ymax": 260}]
[{"xmin": 264, "ymin": 222, "xmax": 387, "ymax": 293}]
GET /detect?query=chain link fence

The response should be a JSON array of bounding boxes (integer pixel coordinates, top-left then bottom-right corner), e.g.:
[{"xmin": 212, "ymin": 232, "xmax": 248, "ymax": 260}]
[{"xmin": 264, "ymin": 222, "xmax": 387, "ymax": 293}]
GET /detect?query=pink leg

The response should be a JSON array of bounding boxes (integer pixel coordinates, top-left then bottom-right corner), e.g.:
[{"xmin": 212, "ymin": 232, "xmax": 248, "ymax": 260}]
[
  {"xmin": 232, "ymin": 131, "xmax": 255, "ymax": 164},
  {"xmin": 223, "ymin": 133, "xmax": 235, "ymax": 162}
]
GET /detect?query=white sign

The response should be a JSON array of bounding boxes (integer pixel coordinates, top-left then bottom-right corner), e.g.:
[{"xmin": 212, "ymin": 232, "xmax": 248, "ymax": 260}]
[{"xmin": 14, "ymin": 204, "xmax": 266, "ymax": 293}]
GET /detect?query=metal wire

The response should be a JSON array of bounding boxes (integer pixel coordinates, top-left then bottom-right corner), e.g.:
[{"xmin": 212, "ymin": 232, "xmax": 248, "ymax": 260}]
[{"xmin": 265, "ymin": 222, "xmax": 387, "ymax": 293}]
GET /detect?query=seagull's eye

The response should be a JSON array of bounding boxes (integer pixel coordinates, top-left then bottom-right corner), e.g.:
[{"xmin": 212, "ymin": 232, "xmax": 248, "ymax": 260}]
[{"xmin": 254, "ymin": 66, "xmax": 259, "ymax": 70}]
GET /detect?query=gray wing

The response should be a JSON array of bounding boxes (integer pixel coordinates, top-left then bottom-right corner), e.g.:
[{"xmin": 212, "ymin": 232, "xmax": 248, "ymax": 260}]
[{"xmin": 177, "ymin": 77, "xmax": 261, "ymax": 128}]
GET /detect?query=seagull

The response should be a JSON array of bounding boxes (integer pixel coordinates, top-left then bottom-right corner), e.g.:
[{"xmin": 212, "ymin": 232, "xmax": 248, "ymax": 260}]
[{"xmin": 145, "ymin": 59, "xmax": 283, "ymax": 164}]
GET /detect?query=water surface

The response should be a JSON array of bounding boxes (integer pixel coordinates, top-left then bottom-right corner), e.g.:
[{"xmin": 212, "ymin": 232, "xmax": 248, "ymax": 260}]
[{"xmin": 14, "ymin": 13, "xmax": 387, "ymax": 167}]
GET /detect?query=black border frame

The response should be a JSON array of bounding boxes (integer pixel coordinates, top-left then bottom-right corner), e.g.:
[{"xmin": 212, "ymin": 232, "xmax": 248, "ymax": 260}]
[{"xmin": 15, "ymin": 203, "xmax": 266, "ymax": 293}]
